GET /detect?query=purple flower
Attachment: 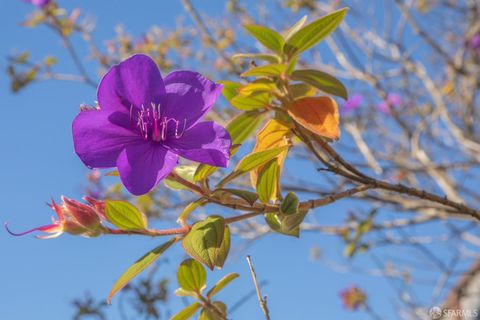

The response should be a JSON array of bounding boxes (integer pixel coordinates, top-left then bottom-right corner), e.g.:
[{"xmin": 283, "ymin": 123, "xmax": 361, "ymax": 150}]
[
  {"xmin": 72, "ymin": 54, "xmax": 231, "ymax": 195},
  {"xmin": 343, "ymin": 94, "xmax": 363, "ymax": 113},
  {"xmin": 22, "ymin": 0, "xmax": 51, "ymax": 8},
  {"xmin": 470, "ymin": 34, "xmax": 480, "ymax": 50},
  {"xmin": 377, "ymin": 93, "xmax": 402, "ymax": 114}
]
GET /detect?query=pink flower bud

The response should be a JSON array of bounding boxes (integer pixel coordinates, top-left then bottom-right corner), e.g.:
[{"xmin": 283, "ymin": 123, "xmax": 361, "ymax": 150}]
[{"xmin": 61, "ymin": 196, "xmax": 101, "ymax": 230}]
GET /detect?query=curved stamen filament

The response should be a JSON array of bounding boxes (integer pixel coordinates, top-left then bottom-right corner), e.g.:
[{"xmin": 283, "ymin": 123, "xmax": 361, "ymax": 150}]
[{"xmin": 130, "ymin": 104, "xmax": 187, "ymax": 142}]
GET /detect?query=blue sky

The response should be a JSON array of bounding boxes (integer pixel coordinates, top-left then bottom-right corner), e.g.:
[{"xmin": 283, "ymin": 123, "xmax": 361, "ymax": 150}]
[{"xmin": 0, "ymin": 1, "xmax": 445, "ymax": 319}]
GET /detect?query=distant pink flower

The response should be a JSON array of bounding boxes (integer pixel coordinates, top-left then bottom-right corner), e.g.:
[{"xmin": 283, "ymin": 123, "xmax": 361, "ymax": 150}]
[
  {"xmin": 377, "ymin": 93, "xmax": 402, "ymax": 114},
  {"xmin": 340, "ymin": 286, "xmax": 367, "ymax": 310},
  {"xmin": 343, "ymin": 94, "xmax": 363, "ymax": 113},
  {"xmin": 469, "ymin": 34, "xmax": 480, "ymax": 56},
  {"xmin": 470, "ymin": 34, "xmax": 480, "ymax": 49},
  {"xmin": 22, "ymin": 0, "xmax": 50, "ymax": 8}
]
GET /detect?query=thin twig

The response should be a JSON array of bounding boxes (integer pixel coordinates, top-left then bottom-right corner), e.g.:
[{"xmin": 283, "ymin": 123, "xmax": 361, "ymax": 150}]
[
  {"xmin": 246, "ymin": 255, "xmax": 271, "ymax": 320},
  {"xmin": 181, "ymin": 0, "xmax": 242, "ymax": 75}
]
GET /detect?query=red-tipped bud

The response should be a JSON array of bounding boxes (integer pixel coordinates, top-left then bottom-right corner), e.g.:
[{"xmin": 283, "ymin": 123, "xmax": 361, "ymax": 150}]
[
  {"xmin": 83, "ymin": 196, "xmax": 106, "ymax": 220},
  {"xmin": 61, "ymin": 196, "xmax": 101, "ymax": 230},
  {"xmin": 5, "ymin": 196, "xmax": 105, "ymax": 239}
]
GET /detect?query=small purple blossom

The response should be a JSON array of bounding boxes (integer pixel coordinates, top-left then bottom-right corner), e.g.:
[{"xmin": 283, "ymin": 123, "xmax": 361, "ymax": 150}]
[
  {"xmin": 72, "ymin": 54, "xmax": 231, "ymax": 195},
  {"xmin": 342, "ymin": 94, "xmax": 363, "ymax": 113},
  {"xmin": 377, "ymin": 93, "xmax": 402, "ymax": 114},
  {"xmin": 470, "ymin": 34, "xmax": 480, "ymax": 50},
  {"xmin": 22, "ymin": 0, "xmax": 51, "ymax": 8},
  {"xmin": 469, "ymin": 34, "xmax": 480, "ymax": 56}
]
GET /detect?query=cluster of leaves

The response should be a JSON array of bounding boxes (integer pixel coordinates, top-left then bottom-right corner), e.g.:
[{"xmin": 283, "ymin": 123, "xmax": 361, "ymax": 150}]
[
  {"xmin": 172, "ymin": 259, "xmax": 238, "ymax": 320},
  {"xmin": 100, "ymin": 10, "xmax": 350, "ymax": 318},
  {"xmin": 7, "ymin": 51, "xmax": 57, "ymax": 92},
  {"xmin": 10, "ymin": 4, "xmax": 350, "ymax": 318}
]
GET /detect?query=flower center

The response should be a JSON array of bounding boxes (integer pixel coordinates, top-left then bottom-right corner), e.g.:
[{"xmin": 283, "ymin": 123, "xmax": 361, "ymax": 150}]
[{"xmin": 130, "ymin": 103, "xmax": 187, "ymax": 142}]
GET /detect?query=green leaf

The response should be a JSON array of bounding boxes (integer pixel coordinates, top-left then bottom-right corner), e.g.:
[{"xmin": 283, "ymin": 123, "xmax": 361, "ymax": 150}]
[
  {"xmin": 237, "ymin": 146, "xmax": 288, "ymax": 172},
  {"xmin": 164, "ymin": 165, "xmax": 198, "ymax": 190},
  {"xmin": 199, "ymin": 302, "xmax": 227, "ymax": 320},
  {"xmin": 108, "ymin": 238, "xmax": 176, "ymax": 303},
  {"xmin": 280, "ymin": 192, "xmax": 299, "ymax": 215},
  {"xmin": 182, "ymin": 216, "xmax": 226, "ymax": 270},
  {"xmin": 219, "ymin": 81, "xmax": 241, "ymax": 101},
  {"xmin": 241, "ymin": 64, "xmax": 286, "ymax": 78},
  {"xmin": 344, "ymin": 242, "xmax": 357, "ymax": 258},
  {"xmin": 289, "ymin": 83, "xmax": 315, "ymax": 98},
  {"xmin": 214, "ymin": 225, "xmax": 231, "ymax": 269},
  {"xmin": 256, "ymin": 159, "xmax": 279, "ymax": 204},
  {"xmin": 171, "ymin": 302, "xmax": 202, "ymax": 320},
  {"xmin": 239, "ymin": 82, "xmax": 276, "ymax": 96},
  {"xmin": 230, "ymin": 92, "xmax": 271, "ymax": 111},
  {"xmin": 193, "ymin": 145, "xmax": 241, "ymax": 182},
  {"xmin": 177, "ymin": 199, "xmax": 207, "ymax": 224},
  {"xmin": 244, "ymin": 25, "xmax": 285, "ymax": 55},
  {"xmin": 291, "ymin": 69, "xmax": 347, "ymax": 100},
  {"xmin": 226, "ymin": 111, "xmax": 264, "ymax": 145},
  {"xmin": 286, "ymin": 55, "xmax": 298, "ymax": 75},
  {"xmin": 207, "ymin": 273, "xmax": 239, "ymax": 299},
  {"xmin": 232, "ymin": 53, "xmax": 280, "ymax": 63},
  {"xmin": 174, "ymin": 288, "xmax": 197, "ymax": 297},
  {"xmin": 177, "ymin": 259, "xmax": 207, "ymax": 293},
  {"xmin": 284, "ymin": 8, "xmax": 349, "ymax": 58},
  {"xmin": 264, "ymin": 213, "xmax": 299, "ymax": 237},
  {"xmin": 219, "ymin": 146, "xmax": 288, "ymax": 187},
  {"xmin": 214, "ymin": 188, "xmax": 259, "ymax": 206},
  {"xmin": 105, "ymin": 200, "xmax": 148, "ymax": 230},
  {"xmin": 284, "ymin": 15, "xmax": 308, "ymax": 40},
  {"xmin": 282, "ymin": 210, "xmax": 308, "ymax": 231}
]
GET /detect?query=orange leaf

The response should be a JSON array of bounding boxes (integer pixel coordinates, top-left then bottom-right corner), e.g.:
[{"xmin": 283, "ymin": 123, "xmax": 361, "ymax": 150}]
[{"xmin": 287, "ymin": 96, "xmax": 340, "ymax": 140}]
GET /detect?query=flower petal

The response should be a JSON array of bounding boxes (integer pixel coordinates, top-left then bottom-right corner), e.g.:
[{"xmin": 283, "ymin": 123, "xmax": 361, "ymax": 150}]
[
  {"xmin": 4, "ymin": 222, "xmax": 61, "ymax": 237},
  {"xmin": 167, "ymin": 121, "xmax": 231, "ymax": 167},
  {"xmin": 116, "ymin": 143, "xmax": 178, "ymax": 196},
  {"xmin": 72, "ymin": 110, "xmax": 142, "ymax": 168},
  {"xmin": 97, "ymin": 54, "xmax": 166, "ymax": 113},
  {"xmin": 162, "ymin": 71, "xmax": 222, "ymax": 129}
]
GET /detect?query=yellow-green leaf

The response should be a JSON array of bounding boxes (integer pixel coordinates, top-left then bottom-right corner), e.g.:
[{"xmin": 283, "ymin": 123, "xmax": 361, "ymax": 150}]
[
  {"xmin": 177, "ymin": 259, "xmax": 207, "ymax": 293},
  {"xmin": 284, "ymin": 15, "xmax": 308, "ymax": 40},
  {"xmin": 239, "ymin": 82, "xmax": 276, "ymax": 96},
  {"xmin": 105, "ymin": 200, "xmax": 148, "ymax": 230},
  {"xmin": 237, "ymin": 146, "xmax": 288, "ymax": 172},
  {"xmin": 177, "ymin": 199, "xmax": 207, "ymax": 224},
  {"xmin": 164, "ymin": 165, "xmax": 197, "ymax": 190},
  {"xmin": 244, "ymin": 24, "xmax": 285, "ymax": 55},
  {"xmin": 207, "ymin": 273, "xmax": 239, "ymax": 299},
  {"xmin": 291, "ymin": 69, "xmax": 347, "ymax": 100},
  {"xmin": 232, "ymin": 53, "xmax": 280, "ymax": 63},
  {"xmin": 280, "ymin": 192, "xmax": 299, "ymax": 215},
  {"xmin": 108, "ymin": 238, "xmax": 176, "ymax": 303},
  {"xmin": 194, "ymin": 144, "xmax": 241, "ymax": 182},
  {"xmin": 256, "ymin": 159, "xmax": 279, "ymax": 204},
  {"xmin": 284, "ymin": 8, "xmax": 349, "ymax": 58},
  {"xmin": 230, "ymin": 92, "xmax": 270, "ymax": 111},
  {"xmin": 226, "ymin": 111, "xmax": 264, "ymax": 145},
  {"xmin": 213, "ymin": 188, "xmax": 259, "ymax": 206},
  {"xmin": 241, "ymin": 64, "xmax": 286, "ymax": 78},
  {"xmin": 199, "ymin": 302, "xmax": 227, "ymax": 320},
  {"xmin": 171, "ymin": 302, "xmax": 202, "ymax": 320},
  {"xmin": 182, "ymin": 216, "xmax": 226, "ymax": 270}
]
